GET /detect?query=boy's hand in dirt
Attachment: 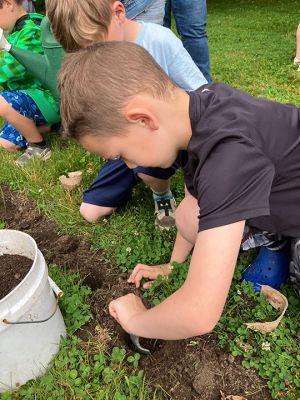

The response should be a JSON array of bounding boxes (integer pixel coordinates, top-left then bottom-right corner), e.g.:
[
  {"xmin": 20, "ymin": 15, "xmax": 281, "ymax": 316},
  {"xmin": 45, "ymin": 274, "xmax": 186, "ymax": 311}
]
[
  {"xmin": 109, "ymin": 293, "xmax": 147, "ymax": 332},
  {"xmin": 128, "ymin": 263, "xmax": 172, "ymax": 289}
]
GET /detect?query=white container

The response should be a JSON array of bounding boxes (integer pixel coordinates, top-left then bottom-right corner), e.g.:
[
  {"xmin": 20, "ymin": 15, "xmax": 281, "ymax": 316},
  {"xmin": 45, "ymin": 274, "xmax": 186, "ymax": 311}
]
[{"xmin": 0, "ymin": 230, "xmax": 66, "ymax": 392}]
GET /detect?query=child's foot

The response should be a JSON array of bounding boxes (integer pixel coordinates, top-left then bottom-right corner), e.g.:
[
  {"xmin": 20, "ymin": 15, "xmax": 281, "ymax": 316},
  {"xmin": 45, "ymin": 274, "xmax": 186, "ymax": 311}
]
[
  {"xmin": 242, "ymin": 244, "xmax": 290, "ymax": 291},
  {"xmin": 16, "ymin": 143, "xmax": 52, "ymax": 166},
  {"xmin": 153, "ymin": 191, "xmax": 176, "ymax": 230},
  {"xmin": 293, "ymin": 57, "xmax": 300, "ymax": 71}
]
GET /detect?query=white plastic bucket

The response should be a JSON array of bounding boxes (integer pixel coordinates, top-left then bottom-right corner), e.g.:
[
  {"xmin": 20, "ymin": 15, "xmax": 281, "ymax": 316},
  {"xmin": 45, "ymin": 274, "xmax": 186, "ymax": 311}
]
[{"xmin": 0, "ymin": 230, "xmax": 66, "ymax": 392}]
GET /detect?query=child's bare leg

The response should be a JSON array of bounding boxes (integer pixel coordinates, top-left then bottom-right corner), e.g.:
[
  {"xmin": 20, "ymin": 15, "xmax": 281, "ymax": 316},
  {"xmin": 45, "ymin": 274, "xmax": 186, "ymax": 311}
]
[
  {"xmin": 38, "ymin": 124, "xmax": 51, "ymax": 135},
  {"xmin": 0, "ymin": 92, "xmax": 51, "ymax": 165},
  {"xmin": 138, "ymin": 173, "xmax": 176, "ymax": 229},
  {"xmin": 0, "ymin": 138, "xmax": 20, "ymax": 152},
  {"xmin": 80, "ymin": 203, "xmax": 116, "ymax": 223},
  {"xmin": 138, "ymin": 173, "xmax": 170, "ymax": 193},
  {"xmin": 0, "ymin": 96, "xmax": 43, "ymax": 143},
  {"xmin": 296, "ymin": 23, "xmax": 300, "ymax": 60}
]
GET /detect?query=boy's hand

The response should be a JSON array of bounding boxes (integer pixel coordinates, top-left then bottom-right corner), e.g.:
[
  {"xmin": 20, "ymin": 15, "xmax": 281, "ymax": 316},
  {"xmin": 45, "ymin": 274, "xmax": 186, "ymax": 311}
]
[
  {"xmin": 109, "ymin": 293, "xmax": 147, "ymax": 332},
  {"xmin": 128, "ymin": 263, "xmax": 172, "ymax": 289},
  {"xmin": 0, "ymin": 28, "xmax": 11, "ymax": 52}
]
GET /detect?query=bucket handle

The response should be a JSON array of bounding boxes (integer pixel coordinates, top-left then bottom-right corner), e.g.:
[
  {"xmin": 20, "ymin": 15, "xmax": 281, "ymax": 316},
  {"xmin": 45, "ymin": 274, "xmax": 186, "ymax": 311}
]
[{"xmin": 2, "ymin": 277, "xmax": 64, "ymax": 325}]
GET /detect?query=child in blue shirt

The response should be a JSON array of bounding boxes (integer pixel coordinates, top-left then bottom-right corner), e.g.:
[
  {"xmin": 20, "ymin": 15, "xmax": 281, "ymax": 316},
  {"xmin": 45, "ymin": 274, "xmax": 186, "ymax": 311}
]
[{"xmin": 46, "ymin": 0, "xmax": 207, "ymax": 229}]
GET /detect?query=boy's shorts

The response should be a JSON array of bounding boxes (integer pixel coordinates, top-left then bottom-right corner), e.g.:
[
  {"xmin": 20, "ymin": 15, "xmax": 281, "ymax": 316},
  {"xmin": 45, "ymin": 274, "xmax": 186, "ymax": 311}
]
[
  {"xmin": 0, "ymin": 91, "xmax": 46, "ymax": 148},
  {"xmin": 83, "ymin": 158, "xmax": 179, "ymax": 208}
]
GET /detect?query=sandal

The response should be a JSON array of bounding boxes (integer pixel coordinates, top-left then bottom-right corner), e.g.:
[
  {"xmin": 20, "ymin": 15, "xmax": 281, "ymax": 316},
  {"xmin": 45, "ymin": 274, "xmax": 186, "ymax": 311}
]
[{"xmin": 242, "ymin": 246, "xmax": 290, "ymax": 291}]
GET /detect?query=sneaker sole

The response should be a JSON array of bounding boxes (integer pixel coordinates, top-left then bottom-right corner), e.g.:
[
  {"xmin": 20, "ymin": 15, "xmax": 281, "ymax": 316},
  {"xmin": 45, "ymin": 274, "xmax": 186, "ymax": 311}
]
[
  {"xmin": 15, "ymin": 150, "xmax": 52, "ymax": 166},
  {"xmin": 155, "ymin": 216, "xmax": 176, "ymax": 230}
]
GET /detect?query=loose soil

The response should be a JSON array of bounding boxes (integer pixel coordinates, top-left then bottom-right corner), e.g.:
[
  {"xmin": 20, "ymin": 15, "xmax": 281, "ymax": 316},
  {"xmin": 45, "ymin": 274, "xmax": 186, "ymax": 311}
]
[
  {"xmin": 0, "ymin": 254, "xmax": 32, "ymax": 299},
  {"xmin": 0, "ymin": 184, "xmax": 272, "ymax": 400}
]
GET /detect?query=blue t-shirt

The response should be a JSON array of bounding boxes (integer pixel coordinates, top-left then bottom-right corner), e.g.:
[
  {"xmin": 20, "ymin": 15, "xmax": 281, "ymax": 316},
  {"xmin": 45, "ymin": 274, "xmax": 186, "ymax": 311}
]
[{"xmin": 135, "ymin": 23, "xmax": 207, "ymax": 91}]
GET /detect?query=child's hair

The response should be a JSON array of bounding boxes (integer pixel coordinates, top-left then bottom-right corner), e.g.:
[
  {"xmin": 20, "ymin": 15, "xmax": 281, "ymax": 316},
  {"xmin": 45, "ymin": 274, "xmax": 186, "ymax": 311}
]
[
  {"xmin": 59, "ymin": 41, "xmax": 174, "ymax": 140},
  {"xmin": 46, "ymin": 0, "xmax": 114, "ymax": 51},
  {"xmin": 0, "ymin": 0, "xmax": 22, "ymax": 7}
]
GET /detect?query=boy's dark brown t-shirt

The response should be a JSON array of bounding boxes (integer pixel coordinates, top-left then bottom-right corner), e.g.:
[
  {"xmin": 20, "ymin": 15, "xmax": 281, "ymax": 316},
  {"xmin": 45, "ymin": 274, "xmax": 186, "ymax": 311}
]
[{"xmin": 183, "ymin": 83, "xmax": 300, "ymax": 237}]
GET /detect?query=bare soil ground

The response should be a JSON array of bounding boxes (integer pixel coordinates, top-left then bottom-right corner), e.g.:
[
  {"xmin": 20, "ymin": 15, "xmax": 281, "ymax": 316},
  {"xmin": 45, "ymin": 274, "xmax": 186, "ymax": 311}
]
[{"xmin": 0, "ymin": 184, "xmax": 272, "ymax": 400}]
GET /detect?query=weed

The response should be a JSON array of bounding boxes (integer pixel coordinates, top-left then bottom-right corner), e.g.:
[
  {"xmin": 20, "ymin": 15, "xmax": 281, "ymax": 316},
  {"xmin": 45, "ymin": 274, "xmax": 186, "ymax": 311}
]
[
  {"xmin": 1, "ymin": 337, "xmax": 164, "ymax": 400},
  {"xmin": 49, "ymin": 265, "xmax": 92, "ymax": 334}
]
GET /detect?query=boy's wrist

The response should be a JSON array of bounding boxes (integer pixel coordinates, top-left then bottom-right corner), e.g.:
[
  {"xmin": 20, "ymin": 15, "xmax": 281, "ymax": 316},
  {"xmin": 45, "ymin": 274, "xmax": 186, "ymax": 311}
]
[{"xmin": 160, "ymin": 263, "xmax": 173, "ymax": 275}]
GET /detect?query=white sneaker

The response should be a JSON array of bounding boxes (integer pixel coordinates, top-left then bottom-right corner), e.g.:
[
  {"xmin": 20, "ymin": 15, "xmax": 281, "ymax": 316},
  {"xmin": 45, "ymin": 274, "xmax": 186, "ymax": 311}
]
[
  {"xmin": 16, "ymin": 143, "xmax": 52, "ymax": 166},
  {"xmin": 154, "ymin": 194, "xmax": 176, "ymax": 230}
]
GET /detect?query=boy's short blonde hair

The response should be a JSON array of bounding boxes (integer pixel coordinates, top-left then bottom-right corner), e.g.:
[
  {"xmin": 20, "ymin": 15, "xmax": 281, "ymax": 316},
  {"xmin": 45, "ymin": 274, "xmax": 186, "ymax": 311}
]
[
  {"xmin": 46, "ymin": 0, "xmax": 113, "ymax": 51},
  {"xmin": 59, "ymin": 41, "xmax": 174, "ymax": 139}
]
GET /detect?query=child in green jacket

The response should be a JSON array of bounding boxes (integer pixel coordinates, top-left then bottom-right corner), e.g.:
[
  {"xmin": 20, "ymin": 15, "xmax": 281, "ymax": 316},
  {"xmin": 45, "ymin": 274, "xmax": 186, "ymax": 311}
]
[{"xmin": 0, "ymin": 0, "xmax": 60, "ymax": 165}]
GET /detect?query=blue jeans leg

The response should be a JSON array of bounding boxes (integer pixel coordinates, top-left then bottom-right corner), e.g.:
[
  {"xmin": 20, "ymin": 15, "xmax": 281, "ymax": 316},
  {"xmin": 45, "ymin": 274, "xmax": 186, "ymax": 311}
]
[
  {"xmin": 164, "ymin": 0, "xmax": 211, "ymax": 82},
  {"xmin": 163, "ymin": 0, "xmax": 172, "ymax": 28}
]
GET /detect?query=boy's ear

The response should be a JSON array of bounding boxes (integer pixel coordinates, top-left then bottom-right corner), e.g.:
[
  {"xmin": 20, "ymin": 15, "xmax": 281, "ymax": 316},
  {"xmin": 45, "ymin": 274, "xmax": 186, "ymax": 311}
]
[
  {"xmin": 125, "ymin": 108, "xmax": 159, "ymax": 130},
  {"xmin": 111, "ymin": 1, "xmax": 126, "ymax": 23},
  {"xmin": 4, "ymin": 0, "xmax": 13, "ymax": 8}
]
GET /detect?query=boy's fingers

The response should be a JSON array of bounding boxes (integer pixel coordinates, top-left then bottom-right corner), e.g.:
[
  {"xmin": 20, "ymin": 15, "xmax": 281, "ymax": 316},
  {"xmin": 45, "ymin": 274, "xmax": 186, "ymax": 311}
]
[
  {"xmin": 132, "ymin": 270, "xmax": 148, "ymax": 288},
  {"xmin": 132, "ymin": 267, "xmax": 164, "ymax": 288},
  {"xmin": 143, "ymin": 281, "xmax": 153, "ymax": 289},
  {"xmin": 128, "ymin": 263, "xmax": 147, "ymax": 282},
  {"xmin": 108, "ymin": 300, "xmax": 120, "ymax": 322}
]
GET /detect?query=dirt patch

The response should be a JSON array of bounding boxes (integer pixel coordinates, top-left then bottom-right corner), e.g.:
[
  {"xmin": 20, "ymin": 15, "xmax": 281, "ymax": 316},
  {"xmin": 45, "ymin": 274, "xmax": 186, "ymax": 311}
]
[
  {"xmin": 0, "ymin": 184, "xmax": 272, "ymax": 400},
  {"xmin": 0, "ymin": 254, "xmax": 32, "ymax": 299}
]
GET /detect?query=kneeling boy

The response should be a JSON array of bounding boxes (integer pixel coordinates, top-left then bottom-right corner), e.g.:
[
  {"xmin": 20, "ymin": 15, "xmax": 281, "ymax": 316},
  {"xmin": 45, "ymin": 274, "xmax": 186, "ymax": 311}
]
[
  {"xmin": 0, "ymin": 0, "xmax": 59, "ymax": 165},
  {"xmin": 46, "ymin": 0, "xmax": 207, "ymax": 229},
  {"xmin": 59, "ymin": 42, "xmax": 300, "ymax": 339}
]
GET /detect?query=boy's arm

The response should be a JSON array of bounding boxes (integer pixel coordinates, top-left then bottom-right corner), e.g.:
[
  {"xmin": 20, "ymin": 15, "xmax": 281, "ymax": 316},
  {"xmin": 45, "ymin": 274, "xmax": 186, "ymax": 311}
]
[
  {"xmin": 129, "ymin": 189, "xmax": 196, "ymax": 288},
  {"xmin": 110, "ymin": 220, "xmax": 245, "ymax": 339}
]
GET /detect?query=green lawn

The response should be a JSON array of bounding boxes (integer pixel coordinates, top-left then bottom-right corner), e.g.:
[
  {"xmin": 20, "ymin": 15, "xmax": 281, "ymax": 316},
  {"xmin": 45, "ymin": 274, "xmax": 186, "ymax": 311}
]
[{"xmin": 0, "ymin": 0, "xmax": 299, "ymax": 399}]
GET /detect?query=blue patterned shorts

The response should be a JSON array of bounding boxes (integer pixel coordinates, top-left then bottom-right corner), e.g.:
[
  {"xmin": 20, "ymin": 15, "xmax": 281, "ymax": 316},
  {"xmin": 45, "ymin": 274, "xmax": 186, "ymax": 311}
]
[{"xmin": 0, "ymin": 91, "xmax": 46, "ymax": 148}]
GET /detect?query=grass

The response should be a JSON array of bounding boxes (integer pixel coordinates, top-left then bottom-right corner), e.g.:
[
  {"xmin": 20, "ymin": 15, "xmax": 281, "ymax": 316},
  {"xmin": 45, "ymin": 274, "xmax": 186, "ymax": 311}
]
[{"xmin": 0, "ymin": 0, "xmax": 299, "ymax": 398}]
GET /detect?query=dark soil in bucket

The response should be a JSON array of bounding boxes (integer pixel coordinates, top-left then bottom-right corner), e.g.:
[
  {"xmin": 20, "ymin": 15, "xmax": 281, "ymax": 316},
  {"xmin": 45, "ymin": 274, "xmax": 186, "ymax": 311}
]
[
  {"xmin": 0, "ymin": 254, "xmax": 32, "ymax": 299},
  {"xmin": 0, "ymin": 183, "xmax": 272, "ymax": 400}
]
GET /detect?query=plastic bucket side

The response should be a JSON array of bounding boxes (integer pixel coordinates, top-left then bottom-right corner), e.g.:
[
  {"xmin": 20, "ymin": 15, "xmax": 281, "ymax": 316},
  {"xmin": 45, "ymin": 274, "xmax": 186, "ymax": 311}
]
[{"xmin": 0, "ymin": 230, "xmax": 66, "ymax": 392}]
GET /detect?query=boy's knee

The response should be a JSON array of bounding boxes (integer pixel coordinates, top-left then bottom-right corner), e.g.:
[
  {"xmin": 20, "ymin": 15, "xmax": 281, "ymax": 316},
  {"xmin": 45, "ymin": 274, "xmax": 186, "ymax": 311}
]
[
  {"xmin": 0, "ymin": 96, "xmax": 12, "ymax": 120},
  {"xmin": 80, "ymin": 202, "xmax": 115, "ymax": 223}
]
